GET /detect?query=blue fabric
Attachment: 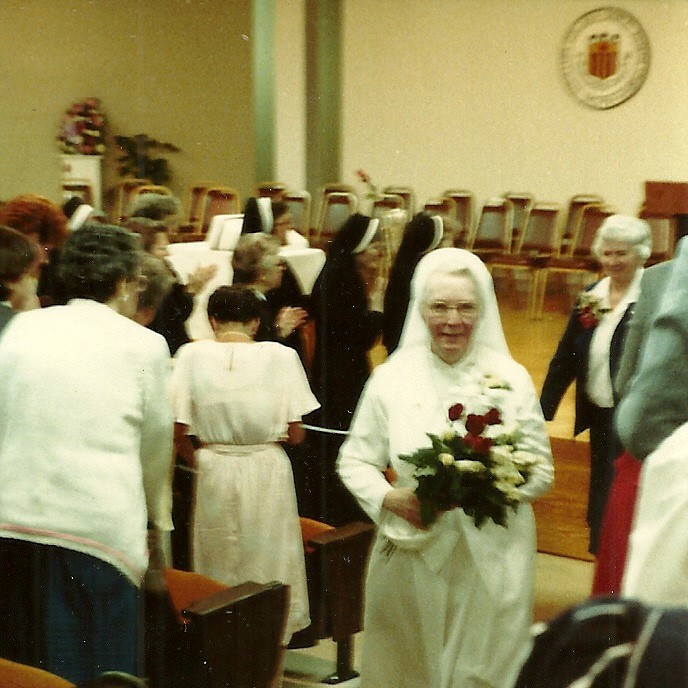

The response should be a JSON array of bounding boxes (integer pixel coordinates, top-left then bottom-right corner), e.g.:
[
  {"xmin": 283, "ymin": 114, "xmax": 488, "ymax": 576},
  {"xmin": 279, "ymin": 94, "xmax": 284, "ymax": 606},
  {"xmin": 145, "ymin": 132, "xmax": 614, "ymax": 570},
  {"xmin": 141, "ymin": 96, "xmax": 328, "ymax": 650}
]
[{"xmin": 0, "ymin": 539, "xmax": 140, "ymax": 685}]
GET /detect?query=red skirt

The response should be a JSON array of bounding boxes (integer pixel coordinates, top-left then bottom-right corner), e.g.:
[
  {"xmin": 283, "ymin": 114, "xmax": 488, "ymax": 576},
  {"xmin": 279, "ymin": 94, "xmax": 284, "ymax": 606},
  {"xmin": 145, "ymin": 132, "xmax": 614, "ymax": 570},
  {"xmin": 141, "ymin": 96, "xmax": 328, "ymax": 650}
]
[{"xmin": 591, "ymin": 451, "xmax": 642, "ymax": 596}]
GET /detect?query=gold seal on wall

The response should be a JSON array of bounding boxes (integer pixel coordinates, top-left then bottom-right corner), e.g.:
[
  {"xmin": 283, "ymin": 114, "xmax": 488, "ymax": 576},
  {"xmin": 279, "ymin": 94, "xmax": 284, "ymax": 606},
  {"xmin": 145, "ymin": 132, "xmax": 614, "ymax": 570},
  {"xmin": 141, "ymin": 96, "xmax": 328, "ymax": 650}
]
[{"xmin": 561, "ymin": 7, "xmax": 650, "ymax": 110}]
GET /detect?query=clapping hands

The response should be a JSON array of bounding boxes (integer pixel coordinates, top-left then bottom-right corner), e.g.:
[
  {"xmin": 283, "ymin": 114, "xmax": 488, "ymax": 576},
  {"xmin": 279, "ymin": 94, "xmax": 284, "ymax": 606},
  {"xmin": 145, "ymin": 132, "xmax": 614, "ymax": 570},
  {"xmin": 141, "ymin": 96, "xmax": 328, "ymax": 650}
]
[
  {"xmin": 186, "ymin": 263, "xmax": 218, "ymax": 295},
  {"xmin": 275, "ymin": 306, "xmax": 308, "ymax": 339}
]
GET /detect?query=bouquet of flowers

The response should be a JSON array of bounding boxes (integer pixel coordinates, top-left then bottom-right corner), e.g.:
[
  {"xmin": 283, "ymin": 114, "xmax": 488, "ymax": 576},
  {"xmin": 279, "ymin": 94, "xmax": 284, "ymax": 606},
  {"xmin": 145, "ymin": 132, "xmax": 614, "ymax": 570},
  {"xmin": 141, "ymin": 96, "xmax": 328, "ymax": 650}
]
[
  {"xmin": 576, "ymin": 291, "xmax": 609, "ymax": 329},
  {"xmin": 399, "ymin": 396, "xmax": 544, "ymax": 528},
  {"xmin": 57, "ymin": 98, "xmax": 106, "ymax": 155}
]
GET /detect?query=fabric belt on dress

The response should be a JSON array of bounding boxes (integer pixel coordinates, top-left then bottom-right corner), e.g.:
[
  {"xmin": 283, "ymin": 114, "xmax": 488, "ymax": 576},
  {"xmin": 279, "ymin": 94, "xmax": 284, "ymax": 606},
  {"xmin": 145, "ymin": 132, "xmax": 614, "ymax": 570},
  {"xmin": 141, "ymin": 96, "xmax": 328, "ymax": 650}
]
[{"xmin": 199, "ymin": 442, "xmax": 273, "ymax": 455}]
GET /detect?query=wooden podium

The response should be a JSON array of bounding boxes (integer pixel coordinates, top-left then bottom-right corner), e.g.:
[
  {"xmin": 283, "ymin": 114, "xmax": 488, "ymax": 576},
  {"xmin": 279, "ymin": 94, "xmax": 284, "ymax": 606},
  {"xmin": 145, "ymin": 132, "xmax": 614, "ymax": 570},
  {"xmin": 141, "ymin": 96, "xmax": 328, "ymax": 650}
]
[{"xmin": 640, "ymin": 181, "xmax": 688, "ymax": 248}]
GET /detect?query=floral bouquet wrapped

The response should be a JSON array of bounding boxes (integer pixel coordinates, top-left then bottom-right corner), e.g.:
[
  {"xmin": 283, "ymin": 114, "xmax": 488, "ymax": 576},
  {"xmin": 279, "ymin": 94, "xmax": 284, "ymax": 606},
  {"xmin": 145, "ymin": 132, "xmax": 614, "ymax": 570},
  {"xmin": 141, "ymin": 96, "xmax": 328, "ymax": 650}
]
[
  {"xmin": 399, "ymin": 394, "xmax": 544, "ymax": 528},
  {"xmin": 57, "ymin": 98, "xmax": 106, "ymax": 155}
]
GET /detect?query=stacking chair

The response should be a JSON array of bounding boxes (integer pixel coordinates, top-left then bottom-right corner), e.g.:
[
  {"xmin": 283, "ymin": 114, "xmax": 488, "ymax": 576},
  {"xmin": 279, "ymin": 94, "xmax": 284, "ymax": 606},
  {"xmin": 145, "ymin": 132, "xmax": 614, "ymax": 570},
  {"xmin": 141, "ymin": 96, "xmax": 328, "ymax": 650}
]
[
  {"xmin": 443, "ymin": 189, "xmax": 476, "ymax": 248},
  {"xmin": 0, "ymin": 659, "xmax": 72, "ymax": 688},
  {"xmin": 643, "ymin": 215, "xmax": 675, "ymax": 266},
  {"xmin": 198, "ymin": 187, "xmax": 241, "ymax": 235},
  {"xmin": 61, "ymin": 179, "xmax": 94, "ymax": 208},
  {"xmin": 488, "ymin": 203, "xmax": 562, "ymax": 316},
  {"xmin": 313, "ymin": 191, "xmax": 358, "ymax": 249},
  {"xmin": 383, "ymin": 185, "xmax": 416, "ymax": 215},
  {"xmin": 559, "ymin": 194, "xmax": 605, "ymax": 256},
  {"xmin": 423, "ymin": 197, "xmax": 457, "ymax": 245},
  {"xmin": 127, "ymin": 184, "xmax": 174, "ymax": 217},
  {"xmin": 532, "ymin": 203, "xmax": 614, "ymax": 318},
  {"xmin": 256, "ymin": 181, "xmax": 288, "ymax": 200},
  {"xmin": 371, "ymin": 193, "xmax": 405, "ymax": 220},
  {"xmin": 161, "ymin": 570, "xmax": 289, "ymax": 688},
  {"xmin": 504, "ymin": 192, "xmax": 535, "ymax": 251},
  {"xmin": 469, "ymin": 198, "xmax": 514, "ymax": 260},
  {"xmin": 283, "ymin": 189, "xmax": 312, "ymax": 236},
  {"xmin": 177, "ymin": 183, "xmax": 213, "ymax": 235},
  {"xmin": 115, "ymin": 178, "xmax": 151, "ymax": 223}
]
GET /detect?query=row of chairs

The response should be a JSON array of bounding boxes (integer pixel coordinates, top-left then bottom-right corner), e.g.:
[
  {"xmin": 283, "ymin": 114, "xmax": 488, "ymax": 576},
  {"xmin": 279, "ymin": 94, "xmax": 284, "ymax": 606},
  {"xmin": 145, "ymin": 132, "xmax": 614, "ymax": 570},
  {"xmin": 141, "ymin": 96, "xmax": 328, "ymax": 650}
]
[
  {"xmin": 1, "ymin": 517, "xmax": 374, "ymax": 688},
  {"xmin": 112, "ymin": 181, "xmax": 677, "ymax": 313}
]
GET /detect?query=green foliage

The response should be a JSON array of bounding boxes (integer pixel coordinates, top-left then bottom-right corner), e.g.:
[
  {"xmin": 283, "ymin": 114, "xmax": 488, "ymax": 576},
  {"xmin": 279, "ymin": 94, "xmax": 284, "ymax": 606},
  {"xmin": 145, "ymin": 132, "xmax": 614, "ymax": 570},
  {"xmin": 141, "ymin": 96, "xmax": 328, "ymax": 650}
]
[{"xmin": 114, "ymin": 133, "xmax": 181, "ymax": 185}]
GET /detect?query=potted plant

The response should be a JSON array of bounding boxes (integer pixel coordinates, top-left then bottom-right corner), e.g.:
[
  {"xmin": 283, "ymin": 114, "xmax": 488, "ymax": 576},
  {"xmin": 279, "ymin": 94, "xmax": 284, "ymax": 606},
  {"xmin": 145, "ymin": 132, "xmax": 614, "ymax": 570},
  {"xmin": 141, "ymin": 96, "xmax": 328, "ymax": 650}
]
[{"xmin": 114, "ymin": 133, "xmax": 181, "ymax": 185}]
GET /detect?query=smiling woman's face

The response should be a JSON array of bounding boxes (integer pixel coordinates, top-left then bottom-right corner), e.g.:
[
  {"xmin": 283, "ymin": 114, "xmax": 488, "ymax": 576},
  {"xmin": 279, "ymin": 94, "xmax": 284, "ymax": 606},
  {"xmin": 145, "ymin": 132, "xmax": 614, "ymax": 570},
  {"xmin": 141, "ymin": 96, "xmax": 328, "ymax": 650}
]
[{"xmin": 421, "ymin": 272, "xmax": 480, "ymax": 364}]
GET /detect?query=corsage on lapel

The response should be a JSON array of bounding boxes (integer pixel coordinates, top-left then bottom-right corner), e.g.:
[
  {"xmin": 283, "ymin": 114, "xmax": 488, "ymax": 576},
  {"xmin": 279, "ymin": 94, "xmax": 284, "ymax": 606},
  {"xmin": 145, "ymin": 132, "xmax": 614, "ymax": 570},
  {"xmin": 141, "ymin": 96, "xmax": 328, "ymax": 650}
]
[{"xmin": 576, "ymin": 291, "xmax": 610, "ymax": 329}]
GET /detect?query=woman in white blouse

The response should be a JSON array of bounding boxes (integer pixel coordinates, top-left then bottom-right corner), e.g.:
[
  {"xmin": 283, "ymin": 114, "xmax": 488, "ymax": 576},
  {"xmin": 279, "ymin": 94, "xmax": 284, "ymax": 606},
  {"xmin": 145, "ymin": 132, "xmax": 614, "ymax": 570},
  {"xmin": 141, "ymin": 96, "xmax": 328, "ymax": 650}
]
[{"xmin": 540, "ymin": 215, "xmax": 652, "ymax": 554}]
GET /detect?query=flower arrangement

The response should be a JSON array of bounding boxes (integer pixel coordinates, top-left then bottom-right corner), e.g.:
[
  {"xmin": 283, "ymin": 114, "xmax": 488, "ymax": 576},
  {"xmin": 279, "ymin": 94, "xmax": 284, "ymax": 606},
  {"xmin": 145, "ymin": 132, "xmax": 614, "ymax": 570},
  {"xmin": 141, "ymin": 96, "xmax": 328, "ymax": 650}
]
[
  {"xmin": 576, "ymin": 291, "xmax": 609, "ymax": 329},
  {"xmin": 399, "ymin": 385, "xmax": 544, "ymax": 528},
  {"xmin": 355, "ymin": 168, "xmax": 380, "ymax": 200},
  {"xmin": 57, "ymin": 98, "xmax": 106, "ymax": 155}
]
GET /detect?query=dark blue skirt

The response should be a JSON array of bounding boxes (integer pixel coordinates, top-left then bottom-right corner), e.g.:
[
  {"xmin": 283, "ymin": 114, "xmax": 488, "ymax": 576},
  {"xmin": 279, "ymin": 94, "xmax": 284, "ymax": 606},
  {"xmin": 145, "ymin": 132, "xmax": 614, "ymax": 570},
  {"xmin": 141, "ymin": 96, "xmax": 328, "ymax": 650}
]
[{"xmin": 0, "ymin": 538, "xmax": 140, "ymax": 685}]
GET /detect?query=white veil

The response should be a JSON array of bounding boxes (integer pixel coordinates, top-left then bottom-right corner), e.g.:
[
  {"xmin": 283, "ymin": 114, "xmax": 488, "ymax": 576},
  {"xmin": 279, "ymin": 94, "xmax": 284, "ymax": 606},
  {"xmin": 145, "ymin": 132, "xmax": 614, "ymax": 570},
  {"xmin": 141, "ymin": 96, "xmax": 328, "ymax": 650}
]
[{"xmin": 396, "ymin": 247, "xmax": 512, "ymax": 360}]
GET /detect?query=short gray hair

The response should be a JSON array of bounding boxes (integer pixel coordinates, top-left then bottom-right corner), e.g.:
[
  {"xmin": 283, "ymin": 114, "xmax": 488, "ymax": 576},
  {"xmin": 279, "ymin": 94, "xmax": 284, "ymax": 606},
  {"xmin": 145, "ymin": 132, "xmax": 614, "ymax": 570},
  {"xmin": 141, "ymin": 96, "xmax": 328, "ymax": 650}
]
[{"xmin": 591, "ymin": 215, "xmax": 652, "ymax": 262}]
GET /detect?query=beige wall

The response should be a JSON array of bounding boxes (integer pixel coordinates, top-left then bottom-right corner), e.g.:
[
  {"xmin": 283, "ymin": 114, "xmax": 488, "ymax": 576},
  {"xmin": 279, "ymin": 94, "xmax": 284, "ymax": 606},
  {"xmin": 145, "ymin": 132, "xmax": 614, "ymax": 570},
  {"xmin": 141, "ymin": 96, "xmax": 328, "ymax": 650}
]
[
  {"xmin": 0, "ymin": 0, "xmax": 254, "ymax": 218},
  {"xmin": 340, "ymin": 0, "xmax": 688, "ymax": 215},
  {"xmin": 3, "ymin": 0, "xmax": 687, "ymax": 220}
]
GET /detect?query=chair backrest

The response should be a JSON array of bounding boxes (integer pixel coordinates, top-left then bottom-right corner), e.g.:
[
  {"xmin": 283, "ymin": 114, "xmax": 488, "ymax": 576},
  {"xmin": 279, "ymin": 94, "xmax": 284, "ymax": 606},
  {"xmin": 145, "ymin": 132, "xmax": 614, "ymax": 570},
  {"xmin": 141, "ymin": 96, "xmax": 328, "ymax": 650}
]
[
  {"xmin": 571, "ymin": 204, "xmax": 615, "ymax": 258},
  {"xmin": 383, "ymin": 185, "xmax": 416, "ymax": 215},
  {"xmin": 518, "ymin": 203, "xmax": 562, "ymax": 255},
  {"xmin": 371, "ymin": 193, "xmax": 405, "ymax": 220},
  {"xmin": 283, "ymin": 190, "xmax": 312, "ymax": 236},
  {"xmin": 561, "ymin": 194, "xmax": 605, "ymax": 253},
  {"xmin": 0, "ymin": 659, "xmax": 73, "ymax": 688},
  {"xmin": 116, "ymin": 178, "xmax": 151, "ymax": 223},
  {"xmin": 470, "ymin": 198, "xmax": 514, "ymax": 252},
  {"xmin": 255, "ymin": 181, "xmax": 288, "ymax": 200},
  {"xmin": 644, "ymin": 215, "xmax": 676, "ymax": 263},
  {"xmin": 127, "ymin": 184, "xmax": 174, "ymax": 216},
  {"xmin": 184, "ymin": 183, "xmax": 213, "ymax": 231},
  {"xmin": 315, "ymin": 191, "xmax": 358, "ymax": 245},
  {"xmin": 423, "ymin": 197, "xmax": 457, "ymax": 246},
  {"xmin": 200, "ymin": 187, "xmax": 241, "ymax": 234},
  {"xmin": 443, "ymin": 189, "xmax": 476, "ymax": 248},
  {"xmin": 504, "ymin": 192, "xmax": 535, "ymax": 251},
  {"xmin": 62, "ymin": 179, "xmax": 94, "ymax": 208}
]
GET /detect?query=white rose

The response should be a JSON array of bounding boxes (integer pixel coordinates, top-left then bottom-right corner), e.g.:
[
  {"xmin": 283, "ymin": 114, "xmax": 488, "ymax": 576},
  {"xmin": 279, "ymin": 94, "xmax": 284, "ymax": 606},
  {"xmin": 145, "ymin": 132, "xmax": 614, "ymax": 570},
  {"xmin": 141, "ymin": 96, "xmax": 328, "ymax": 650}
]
[
  {"xmin": 489, "ymin": 445, "xmax": 514, "ymax": 465},
  {"xmin": 439, "ymin": 453, "xmax": 455, "ymax": 466},
  {"xmin": 455, "ymin": 459, "xmax": 486, "ymax": 474},
  {"xmin": 492, "ymin": 464, "xmax": 525, "ymax": 486},
  {"xmin": 443, "ymin": 428, "xmax": 458, "ymax": 442},
  {"xmin": 494, "ymin": 480, "xmax": 522, "ymax": 500},
  {"xmin": 512, "ymin": 451, "xmax": 539, "ymax": 468}
]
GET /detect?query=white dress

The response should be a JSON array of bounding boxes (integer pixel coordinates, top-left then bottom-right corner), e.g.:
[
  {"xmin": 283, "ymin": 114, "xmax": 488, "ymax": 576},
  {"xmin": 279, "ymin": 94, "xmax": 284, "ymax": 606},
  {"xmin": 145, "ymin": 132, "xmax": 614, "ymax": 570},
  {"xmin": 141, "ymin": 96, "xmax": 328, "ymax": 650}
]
[
  {"xmin": 172, "ymin": 339, "xmax": 320, "ymax": 641},
  {"xmin": 338, "ymin": 345, "xmax": 554, "ymax": 688}
]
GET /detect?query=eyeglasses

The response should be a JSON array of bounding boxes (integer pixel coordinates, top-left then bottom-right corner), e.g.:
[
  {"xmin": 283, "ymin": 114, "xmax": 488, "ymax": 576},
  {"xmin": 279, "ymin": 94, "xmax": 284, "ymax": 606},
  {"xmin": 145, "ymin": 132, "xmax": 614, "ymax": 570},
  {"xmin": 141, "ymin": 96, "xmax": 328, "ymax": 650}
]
[{"xmin": 426, "ymin": 301, "xmax": 479, "ymax": 320}]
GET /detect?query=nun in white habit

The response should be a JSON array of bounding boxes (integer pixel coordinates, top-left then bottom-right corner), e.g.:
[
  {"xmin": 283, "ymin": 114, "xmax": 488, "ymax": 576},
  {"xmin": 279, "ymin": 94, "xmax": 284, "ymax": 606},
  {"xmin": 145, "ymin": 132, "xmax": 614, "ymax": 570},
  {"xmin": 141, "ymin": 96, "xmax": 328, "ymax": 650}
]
[{"xmin": 337, "ymin": 248, "xmax": 554, "ymax": 688}]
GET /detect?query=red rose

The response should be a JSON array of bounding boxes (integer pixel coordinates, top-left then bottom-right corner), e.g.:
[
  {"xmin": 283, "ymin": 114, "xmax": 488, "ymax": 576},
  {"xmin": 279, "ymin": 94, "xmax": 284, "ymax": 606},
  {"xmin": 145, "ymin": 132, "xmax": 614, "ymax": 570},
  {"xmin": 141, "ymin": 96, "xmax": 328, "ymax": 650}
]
[
  {"xmin": 484, "ymin": 408, "xmax": 501, "ymax": 425},
  {"xmin": 465, "ymin": 414, "xmax": 487, "ymax": 435},
  {"xmin": 579, "ymin": 312, "xmax": 596, "ymax": 329},
  {"xmin": 464, "ymin": 434, "xmax": 493, "ymax": 455},
  {"xmin": 448, "ymin": 403, "xmax": 464, "ymax": 422}
]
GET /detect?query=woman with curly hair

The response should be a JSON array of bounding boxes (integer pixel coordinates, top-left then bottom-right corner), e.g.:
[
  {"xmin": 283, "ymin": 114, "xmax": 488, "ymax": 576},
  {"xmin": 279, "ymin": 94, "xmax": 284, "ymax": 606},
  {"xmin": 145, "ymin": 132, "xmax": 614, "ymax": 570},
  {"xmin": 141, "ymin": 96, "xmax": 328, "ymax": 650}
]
[{"xmin": 0, "ymin": 194, "xmax": 69, "ymax": 304}]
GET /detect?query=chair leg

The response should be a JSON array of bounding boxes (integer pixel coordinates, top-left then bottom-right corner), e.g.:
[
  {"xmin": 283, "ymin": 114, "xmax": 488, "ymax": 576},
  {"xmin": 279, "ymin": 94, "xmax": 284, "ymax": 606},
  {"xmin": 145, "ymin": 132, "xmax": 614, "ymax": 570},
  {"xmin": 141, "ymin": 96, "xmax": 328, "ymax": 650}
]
[{"xmin": 321, "ymin": 636, "xmax": 359, "ymax": 684}]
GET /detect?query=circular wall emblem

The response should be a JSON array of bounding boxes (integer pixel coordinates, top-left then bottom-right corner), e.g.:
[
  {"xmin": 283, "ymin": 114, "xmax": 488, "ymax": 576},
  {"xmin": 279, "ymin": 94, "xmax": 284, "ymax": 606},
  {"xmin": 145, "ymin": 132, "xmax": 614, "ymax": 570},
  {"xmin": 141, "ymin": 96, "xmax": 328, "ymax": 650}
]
[{"xmin": 561, "ymin": 7, "xmax": 650, "ymax": 110}]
